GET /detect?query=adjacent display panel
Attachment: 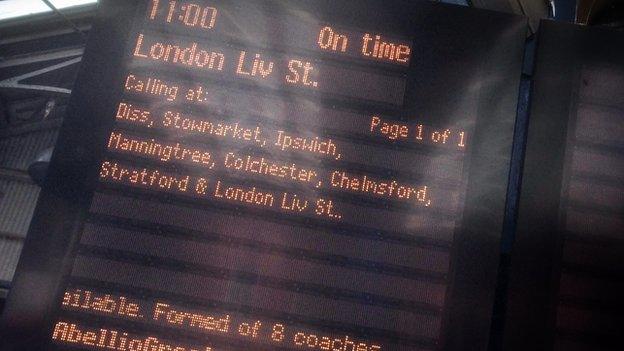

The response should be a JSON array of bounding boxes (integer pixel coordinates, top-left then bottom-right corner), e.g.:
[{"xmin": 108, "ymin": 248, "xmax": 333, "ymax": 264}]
[
  {"xmin": 504, "ymin": 21, "xmax": 624, "ymax": 351},
  {"xmin": 0, "ymin": 1, "xmax": 526, "ymax": 350}
]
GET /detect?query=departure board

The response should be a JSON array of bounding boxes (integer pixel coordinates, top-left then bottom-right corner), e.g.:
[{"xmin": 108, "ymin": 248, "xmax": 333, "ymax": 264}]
[
  {"xmin": 504, "ymin": 21, "xmax": 624, "ymax": 351},
  {"xmin": 0, "ymin": 1, "xmax": 526, "ymax": 351}
]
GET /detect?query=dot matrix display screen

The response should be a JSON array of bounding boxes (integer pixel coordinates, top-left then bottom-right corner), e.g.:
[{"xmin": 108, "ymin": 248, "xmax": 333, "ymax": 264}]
[{"xmin": 0, "ymin": 1, "xmax": 526, "ymax": 351}]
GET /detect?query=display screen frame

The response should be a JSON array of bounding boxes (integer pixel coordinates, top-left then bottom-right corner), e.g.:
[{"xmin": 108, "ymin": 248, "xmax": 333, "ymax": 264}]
[
  {"xmin": 504, "ymin": 20, "xmax": 624, "ymax": 351},
  {"xmin": 0, "ymin": 1, "xmax": 527, "ymax": 350}
]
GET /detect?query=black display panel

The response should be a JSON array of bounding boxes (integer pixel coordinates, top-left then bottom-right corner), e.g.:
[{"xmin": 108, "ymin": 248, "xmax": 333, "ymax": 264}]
[
  {"xmin": 0, "ymin": 1, "xmax": 526, "ymax": 350},
  {"xmin": 504, "ymin": 21, "xmax": 624, "ymax": 351}
]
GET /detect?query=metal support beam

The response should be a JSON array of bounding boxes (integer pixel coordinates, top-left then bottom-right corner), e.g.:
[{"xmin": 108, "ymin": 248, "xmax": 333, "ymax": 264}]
[
  {"xmin": 0, "ymin": 48, "xmax": 83, "ymax": 68},
  {"xmin": 0, "ymin": 168, "xmax": 35, "ymax": 184},
  {"xmin": 40, "ymin": 0, "xmax": 88, "ymax": 40},
  {"xmin": 0, "ymin": 56, "xmax": 81, "ymax": 95}
]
